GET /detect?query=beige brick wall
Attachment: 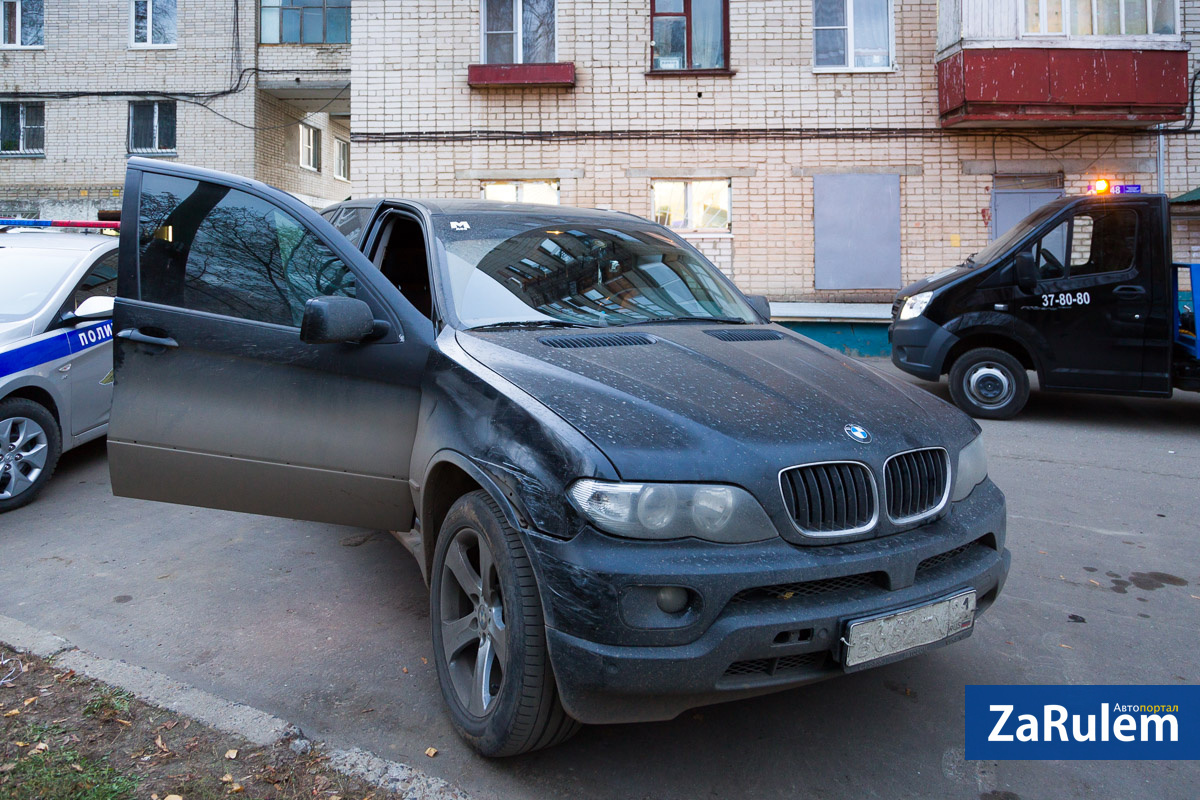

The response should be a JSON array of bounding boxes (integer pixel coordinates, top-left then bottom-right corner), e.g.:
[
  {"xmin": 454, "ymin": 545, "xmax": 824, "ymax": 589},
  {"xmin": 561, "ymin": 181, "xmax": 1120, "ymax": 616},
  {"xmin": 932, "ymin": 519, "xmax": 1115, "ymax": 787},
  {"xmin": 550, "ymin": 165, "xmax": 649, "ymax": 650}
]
[
  {"xmin": 350, "ymin": 0, "xmax": 1200, "ymax": 301},
  {"xmin": 0, "ymin": 0, "xmax": 351, "ymax": 216}
]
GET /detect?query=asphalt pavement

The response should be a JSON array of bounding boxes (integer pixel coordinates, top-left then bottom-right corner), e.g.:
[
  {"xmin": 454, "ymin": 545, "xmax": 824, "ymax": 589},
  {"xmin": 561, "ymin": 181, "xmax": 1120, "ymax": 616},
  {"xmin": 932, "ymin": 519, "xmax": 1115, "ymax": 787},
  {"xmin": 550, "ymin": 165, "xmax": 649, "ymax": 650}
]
[{"xmin": 2, "ymin": 359, "xmax": 1198, "ymax": 800}]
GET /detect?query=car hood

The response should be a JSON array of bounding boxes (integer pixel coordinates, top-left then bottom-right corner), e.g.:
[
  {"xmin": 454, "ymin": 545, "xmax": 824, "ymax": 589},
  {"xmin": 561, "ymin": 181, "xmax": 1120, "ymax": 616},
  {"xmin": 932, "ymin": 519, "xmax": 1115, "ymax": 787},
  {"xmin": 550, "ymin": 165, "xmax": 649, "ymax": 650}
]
[
  {"xmin": 0, "ymin": 319, "xmax": 36, "ymax": 350},
  {"xmin": 454, "ymin": 325, "xmax": 979, "ymax": 486}
]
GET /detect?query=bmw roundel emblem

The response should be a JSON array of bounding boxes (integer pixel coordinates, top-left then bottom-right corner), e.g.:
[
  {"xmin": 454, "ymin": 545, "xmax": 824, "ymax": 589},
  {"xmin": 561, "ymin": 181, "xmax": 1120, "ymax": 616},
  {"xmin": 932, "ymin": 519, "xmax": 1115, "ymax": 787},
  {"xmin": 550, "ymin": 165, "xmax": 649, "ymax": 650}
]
[{"xmin": 844, "ymin": 424, "xmax": 872, "ymax": 444}]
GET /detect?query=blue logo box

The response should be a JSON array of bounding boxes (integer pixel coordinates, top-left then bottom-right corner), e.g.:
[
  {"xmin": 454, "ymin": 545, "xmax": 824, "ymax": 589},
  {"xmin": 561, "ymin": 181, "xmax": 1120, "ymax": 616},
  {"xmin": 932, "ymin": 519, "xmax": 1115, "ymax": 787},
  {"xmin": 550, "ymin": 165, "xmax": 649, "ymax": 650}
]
[{"xmin": 966, "ymin": 685, "xmax": 1199, "ymax": 760}]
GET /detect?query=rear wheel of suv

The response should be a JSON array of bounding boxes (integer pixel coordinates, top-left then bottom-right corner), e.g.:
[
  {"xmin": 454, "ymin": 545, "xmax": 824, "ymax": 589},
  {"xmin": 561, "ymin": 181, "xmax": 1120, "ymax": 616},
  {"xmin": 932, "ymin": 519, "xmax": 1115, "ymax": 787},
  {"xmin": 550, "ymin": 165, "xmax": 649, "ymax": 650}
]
[
  {"xmin": 429, "ymin": 490, "xmax": 580, "ymax": 756},
  {"xmin": 948, "ymin": 347, "xmax": 1030, "ymax": 420},
  {"xmin": 0, "ymin": 398, "xmax": 62, "ymax": 513}
]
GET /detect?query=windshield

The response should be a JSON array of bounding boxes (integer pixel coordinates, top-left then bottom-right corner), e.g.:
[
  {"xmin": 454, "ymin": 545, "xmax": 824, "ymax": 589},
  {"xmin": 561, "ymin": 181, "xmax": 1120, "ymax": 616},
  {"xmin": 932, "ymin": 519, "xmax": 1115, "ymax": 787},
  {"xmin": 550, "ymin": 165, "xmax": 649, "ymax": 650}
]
[
  {"xmin": 432, "ymin": 214, "xmax": 757, "ymax": 328},
  {"xmin": 970, "ymin": 198, "xmax": 1071, "ymax": 266},
  {"xmin": 0, "ymin": 247, "xmax": 82, "ymax": 321}
]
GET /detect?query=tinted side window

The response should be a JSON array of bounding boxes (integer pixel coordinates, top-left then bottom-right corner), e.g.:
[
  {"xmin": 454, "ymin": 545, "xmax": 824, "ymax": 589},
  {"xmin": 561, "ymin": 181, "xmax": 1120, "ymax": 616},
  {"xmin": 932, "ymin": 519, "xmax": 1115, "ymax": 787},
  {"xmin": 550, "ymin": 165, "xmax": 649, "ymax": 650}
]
[
  {"xmin": 74, "ymin": 250, "xmax": 119, "ymax": 309},
  {"xmin": 1068, "ymin": 209, "xmax": 1137, "ymax": 277},
  {"xmin": 138, "ymin": 172, "xmax": 355, "ymax": 327}
]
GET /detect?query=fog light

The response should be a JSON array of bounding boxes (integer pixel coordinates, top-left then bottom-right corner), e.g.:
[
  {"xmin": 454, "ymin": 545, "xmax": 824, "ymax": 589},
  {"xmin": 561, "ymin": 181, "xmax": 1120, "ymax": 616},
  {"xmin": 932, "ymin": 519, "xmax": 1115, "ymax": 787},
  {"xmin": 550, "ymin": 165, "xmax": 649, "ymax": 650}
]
[{"xmin": 656, "ymin": 586, "xmax": 689, "ymax": 613}]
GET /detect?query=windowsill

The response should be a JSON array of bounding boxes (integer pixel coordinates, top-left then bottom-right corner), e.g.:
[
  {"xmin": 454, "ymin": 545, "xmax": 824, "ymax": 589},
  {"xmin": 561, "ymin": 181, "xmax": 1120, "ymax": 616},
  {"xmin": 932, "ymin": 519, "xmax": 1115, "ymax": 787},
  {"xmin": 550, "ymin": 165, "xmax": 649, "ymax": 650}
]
[
  {"xmin": 258, "ymin": 41, "xmax": 350, "ymax": 46},
  {"xmin": 300, "ymin": 164, "xmax": 320, "ymax": 172},
  {"xmin": 0, "ymin": 152, "xmax": 46, "ymax": 159},
  {"xmin": 468, "ymin": 63, "xmax": 576, "ymax": 87},
  {"xmin": 812, "ymin": 66, "xmax": 896, "ymax": 74},
  {"xmin": 645, "ymin": 68, "xmax": 737, "ymax": 78},
  {"xmin": 0, "ymin": 44, "xmax": 45, "ymax": 50},
  {"xmin": 127, "ymin": 150, "xmax": 178, "ymax": 158},
  {"xmin": 129, "ymin": 43, "xmax": 178, "ymax": 50},
  {"xmin": 334, "ymin": 175, "xmax": 350, "ymax": 182}
]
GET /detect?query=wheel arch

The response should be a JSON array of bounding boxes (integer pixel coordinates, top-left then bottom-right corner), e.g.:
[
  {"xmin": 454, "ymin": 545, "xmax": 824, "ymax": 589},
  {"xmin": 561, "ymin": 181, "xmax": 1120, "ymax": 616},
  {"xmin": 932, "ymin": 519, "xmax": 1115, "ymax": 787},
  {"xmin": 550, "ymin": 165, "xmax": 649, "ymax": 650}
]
[
  {"xmin": 944, "ymin": 332, "xmax": 1038, "ymax": 377},
  {"xmin": 1, "ymin": 381, "xmax": 63, "ymax": 430},
  {"xmin": 419, "ymin": 450, "xmax": 530, "ymax": 584}
]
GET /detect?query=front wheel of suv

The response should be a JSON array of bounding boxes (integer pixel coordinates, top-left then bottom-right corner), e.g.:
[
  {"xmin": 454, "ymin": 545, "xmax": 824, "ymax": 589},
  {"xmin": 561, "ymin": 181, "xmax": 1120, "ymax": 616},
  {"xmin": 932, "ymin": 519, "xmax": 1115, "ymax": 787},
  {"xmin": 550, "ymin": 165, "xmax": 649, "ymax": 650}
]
[
  {"xmin": 429, "ymin": 490, "xmax": 580, "ymax": 756},
  {"xmin": 0, "ymin": 398, "xmax": 62, "ymax": 513}
]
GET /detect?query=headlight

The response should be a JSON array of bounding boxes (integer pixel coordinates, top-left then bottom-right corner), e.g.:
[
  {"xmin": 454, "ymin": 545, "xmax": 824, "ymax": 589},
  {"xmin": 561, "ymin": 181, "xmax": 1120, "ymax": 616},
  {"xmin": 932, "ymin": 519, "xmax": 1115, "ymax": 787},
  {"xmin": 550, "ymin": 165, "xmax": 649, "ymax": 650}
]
[
  {"xmin": 567, "ymin": 480, "xmax": 777, "ymax": 543},
  {"xmin": 951, "ymin": 436, "xmax": 989, "ymax": 502},
  {"xmin": 898, "ymin": 291, "xmax": 933, "ymax": 321}
]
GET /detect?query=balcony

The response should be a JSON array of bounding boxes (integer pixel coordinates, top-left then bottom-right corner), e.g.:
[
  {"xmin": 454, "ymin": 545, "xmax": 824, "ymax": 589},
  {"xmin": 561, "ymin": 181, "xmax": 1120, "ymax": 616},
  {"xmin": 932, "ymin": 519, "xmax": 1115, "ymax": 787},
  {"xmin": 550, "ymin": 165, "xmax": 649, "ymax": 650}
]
[
  {"xmin": 936, "ymin": 0, "xmax": 1190, "ymax": 127},
  {"xmin": 256, "ymin": 0, "xmax": 351, "ymax": 114}
]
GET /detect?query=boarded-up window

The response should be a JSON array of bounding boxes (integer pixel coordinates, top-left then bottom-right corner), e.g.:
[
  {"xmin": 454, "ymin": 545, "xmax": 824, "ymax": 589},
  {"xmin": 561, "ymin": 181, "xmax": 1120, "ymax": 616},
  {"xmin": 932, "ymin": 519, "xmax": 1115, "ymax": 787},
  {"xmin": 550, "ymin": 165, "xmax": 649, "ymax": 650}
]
[{"xmin": 814, "ymin": 173, "xmax": 901, "ymax": 290}]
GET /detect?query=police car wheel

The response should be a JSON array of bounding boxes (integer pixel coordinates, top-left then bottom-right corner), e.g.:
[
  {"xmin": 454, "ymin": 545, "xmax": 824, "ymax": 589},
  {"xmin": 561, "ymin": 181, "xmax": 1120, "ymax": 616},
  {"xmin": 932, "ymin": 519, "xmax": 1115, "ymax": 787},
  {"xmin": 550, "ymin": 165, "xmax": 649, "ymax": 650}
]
[
  {"xmin": 0, "ymin": 398, "xmax": 62, "ymax": 513},
  {"xmin": 948, "ymin": 348, "xmax": 1030, "ymax": 420}
]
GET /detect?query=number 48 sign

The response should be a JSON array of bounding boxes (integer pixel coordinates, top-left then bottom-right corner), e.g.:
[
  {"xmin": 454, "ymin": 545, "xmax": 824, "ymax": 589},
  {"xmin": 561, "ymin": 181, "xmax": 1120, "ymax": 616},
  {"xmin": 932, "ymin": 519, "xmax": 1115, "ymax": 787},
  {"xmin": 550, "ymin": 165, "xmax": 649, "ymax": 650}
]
[{"xmin": 1113, "ymin": 185, "xmax": 1142, "ymax": 194}]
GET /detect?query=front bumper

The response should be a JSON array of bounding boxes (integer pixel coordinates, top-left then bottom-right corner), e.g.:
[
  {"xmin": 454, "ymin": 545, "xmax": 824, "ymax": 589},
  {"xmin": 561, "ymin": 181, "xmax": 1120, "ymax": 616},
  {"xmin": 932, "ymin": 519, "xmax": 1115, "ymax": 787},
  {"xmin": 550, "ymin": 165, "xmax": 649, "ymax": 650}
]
[
  {"xmin": 890, "ymin": 315, "xmax": 959, "ymax": 381},
  {"xmin": 525, "ymin": 480, "xmax": 1008, "ymax": 725}
]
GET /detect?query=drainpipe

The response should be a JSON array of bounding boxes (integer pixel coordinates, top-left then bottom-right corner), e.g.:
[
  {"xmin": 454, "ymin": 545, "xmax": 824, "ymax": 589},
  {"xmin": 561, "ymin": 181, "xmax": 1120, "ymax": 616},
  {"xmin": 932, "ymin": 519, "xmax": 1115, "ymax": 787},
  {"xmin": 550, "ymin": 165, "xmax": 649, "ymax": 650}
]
[{"xmin": 1157, "ymin": 124, "xmax": 1166, "ymax": 195}]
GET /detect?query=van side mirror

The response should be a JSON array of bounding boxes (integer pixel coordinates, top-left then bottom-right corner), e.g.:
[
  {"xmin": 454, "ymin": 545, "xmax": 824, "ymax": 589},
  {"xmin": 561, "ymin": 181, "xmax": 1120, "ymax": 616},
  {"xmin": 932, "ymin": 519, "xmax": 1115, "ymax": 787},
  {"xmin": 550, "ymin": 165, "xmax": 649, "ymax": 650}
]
[
  {"xmin": 1014, "ymin": 251, "xmax": 1038, "ymax": 294},
  {"xmin": 300, "ymin": 296, "xmax": 376, "ymax": 344},
  {"xmin": 745, "ymin": 294, "xmax": 772, "ymax": 321}
]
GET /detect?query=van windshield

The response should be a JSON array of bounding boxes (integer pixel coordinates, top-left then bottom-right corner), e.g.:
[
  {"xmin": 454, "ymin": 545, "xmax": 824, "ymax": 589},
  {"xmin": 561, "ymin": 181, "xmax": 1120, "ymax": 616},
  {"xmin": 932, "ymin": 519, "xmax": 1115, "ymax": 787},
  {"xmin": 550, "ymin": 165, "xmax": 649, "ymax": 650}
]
[
  {"xmin": 432, "ymin": 213, "xmax": 757, "ymax": 328},
  {"xmin": 970, "ymin": 198, "xmax": 1072, "ymax": 266}
]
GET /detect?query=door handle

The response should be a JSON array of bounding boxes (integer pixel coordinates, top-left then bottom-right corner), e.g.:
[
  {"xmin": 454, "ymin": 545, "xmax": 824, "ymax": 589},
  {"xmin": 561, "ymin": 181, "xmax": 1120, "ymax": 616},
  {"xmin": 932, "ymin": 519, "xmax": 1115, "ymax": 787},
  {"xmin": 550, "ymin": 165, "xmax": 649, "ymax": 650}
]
[
  {"xmin": 117, "ymin": 328, "xmax": 179, "ymax": 348},
  {"xmin": 1113, "ymin": 285, "xmax": 1146, "ymax": 298}
]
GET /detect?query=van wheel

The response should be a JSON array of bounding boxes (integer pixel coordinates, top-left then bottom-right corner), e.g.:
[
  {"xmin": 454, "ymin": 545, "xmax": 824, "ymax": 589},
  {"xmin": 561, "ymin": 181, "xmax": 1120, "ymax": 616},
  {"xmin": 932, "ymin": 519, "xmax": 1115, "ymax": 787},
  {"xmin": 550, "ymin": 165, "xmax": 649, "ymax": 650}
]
[
  {"xmin": 948, "ymin": 348, "xmax": 1030, "ymax": 420},
  {"xmin": 0, "ymin": 398, "xmax": 62, "ymax": 513},
  {"xmin": 429, "ymin": 490, "xmax": 580, "ymax": 756}
]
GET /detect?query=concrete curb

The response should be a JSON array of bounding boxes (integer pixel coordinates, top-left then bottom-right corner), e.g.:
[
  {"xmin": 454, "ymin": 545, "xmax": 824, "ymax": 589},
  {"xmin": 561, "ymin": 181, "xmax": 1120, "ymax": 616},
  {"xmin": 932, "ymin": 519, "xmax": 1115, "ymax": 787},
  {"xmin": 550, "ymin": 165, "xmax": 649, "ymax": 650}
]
[{"xmin": 0, "ymin": 613, "xmax": 470, "ymax": 800}]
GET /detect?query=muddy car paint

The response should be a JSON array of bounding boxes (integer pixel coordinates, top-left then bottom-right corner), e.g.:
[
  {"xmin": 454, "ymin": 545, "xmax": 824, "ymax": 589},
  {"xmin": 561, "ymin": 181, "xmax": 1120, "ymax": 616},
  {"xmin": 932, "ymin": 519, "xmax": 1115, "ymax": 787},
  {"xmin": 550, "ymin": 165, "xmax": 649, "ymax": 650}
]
[{"xmin": 109, "ymin": 159, "xmax": 1009, "ymax": 740}]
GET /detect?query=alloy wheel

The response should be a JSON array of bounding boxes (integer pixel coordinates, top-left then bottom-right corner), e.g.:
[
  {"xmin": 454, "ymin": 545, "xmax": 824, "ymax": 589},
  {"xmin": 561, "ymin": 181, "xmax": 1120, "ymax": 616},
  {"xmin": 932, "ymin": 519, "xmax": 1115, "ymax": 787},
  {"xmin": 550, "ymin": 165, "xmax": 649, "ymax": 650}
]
[
  {"xmin": 0, "ymin": 416, "xmax": 49, "ymax": 501},
  {"xmin": 438, "ymin": 526, "xmax": 508, "ymax": 717}
]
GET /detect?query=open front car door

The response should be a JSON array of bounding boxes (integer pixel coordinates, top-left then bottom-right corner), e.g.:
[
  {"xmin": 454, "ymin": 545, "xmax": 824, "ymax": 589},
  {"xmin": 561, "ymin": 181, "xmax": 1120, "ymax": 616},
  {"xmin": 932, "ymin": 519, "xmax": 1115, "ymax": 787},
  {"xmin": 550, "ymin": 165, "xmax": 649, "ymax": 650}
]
[{"xmin": 108, "ymin": 159, "xmax": 433, "ymax": 529}]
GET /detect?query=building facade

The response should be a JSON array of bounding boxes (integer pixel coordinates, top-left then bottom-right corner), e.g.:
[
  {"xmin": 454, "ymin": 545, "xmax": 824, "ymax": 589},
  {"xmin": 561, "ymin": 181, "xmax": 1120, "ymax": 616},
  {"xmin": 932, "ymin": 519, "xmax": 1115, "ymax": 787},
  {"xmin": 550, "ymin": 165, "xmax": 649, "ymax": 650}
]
[
  {"xmin": 0, "ymin": 0, "xmax": 352, "ymax": 219},
  {"xmin": 351, "ymin": 0, "xmax": 1200, "ymax": 307},
  {"xmin": 3, "ymin": 0, "xmax": 1198, "ymax": 312}
]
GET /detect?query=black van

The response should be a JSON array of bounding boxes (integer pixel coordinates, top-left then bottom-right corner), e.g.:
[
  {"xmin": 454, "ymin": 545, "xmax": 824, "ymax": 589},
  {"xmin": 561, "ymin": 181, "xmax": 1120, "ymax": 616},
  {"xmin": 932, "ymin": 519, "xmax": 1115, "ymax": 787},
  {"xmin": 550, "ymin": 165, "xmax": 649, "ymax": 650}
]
[{"xmin": 890, "ymin": 193, "xmax": 1200, "ymax": 419}]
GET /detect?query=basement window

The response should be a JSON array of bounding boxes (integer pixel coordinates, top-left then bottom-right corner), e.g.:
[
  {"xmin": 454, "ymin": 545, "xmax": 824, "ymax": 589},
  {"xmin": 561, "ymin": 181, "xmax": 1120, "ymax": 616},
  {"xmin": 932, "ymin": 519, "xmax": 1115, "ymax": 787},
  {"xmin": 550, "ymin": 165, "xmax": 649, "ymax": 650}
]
[{"xmin": 0, "ymin": 101, "xmax": 45, "ymax": 155}]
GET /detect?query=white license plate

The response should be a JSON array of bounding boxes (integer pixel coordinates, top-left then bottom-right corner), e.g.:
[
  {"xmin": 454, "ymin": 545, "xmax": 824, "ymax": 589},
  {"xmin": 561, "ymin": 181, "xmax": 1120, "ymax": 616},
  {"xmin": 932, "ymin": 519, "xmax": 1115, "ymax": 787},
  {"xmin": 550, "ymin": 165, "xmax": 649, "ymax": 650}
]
[{"xmin": 843, "ymin": 590, "xmax": 976, "ymax": 668}]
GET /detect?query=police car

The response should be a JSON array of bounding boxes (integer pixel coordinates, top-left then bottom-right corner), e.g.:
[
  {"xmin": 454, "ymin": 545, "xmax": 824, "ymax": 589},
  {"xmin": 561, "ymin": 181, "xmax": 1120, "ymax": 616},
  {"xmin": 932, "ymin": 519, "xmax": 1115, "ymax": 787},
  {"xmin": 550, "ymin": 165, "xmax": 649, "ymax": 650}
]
[{"xmin": 0, "ymin": 230, "xmax": 118, "ymax": 512}]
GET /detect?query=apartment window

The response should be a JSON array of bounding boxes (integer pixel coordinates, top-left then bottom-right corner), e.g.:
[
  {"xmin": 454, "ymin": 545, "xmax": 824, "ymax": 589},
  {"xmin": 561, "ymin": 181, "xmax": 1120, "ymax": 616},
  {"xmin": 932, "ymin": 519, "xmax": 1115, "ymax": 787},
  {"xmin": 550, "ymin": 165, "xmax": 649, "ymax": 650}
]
[
  {"xmin": 650, "ymin": 0, "xmax": 727, "ymax": 71},
  {"xmin": 128, "ymin": 100, "xmax": 176, "ymax": 154},
  {"xmin": 0, "ymin": 102, "xmax": 44, "ymax": 155},
  {"xmin": 482, "ymin": 180, "xmax": 560, "ymax": 204},
  {"xmin": 335, "ymin": 138, "xmax": 349, "ymax": 180},
  {"xmin": 480, "ymin": 0, "xmax": 554, "ymax": 63},
  {"xmin": 1026, "ymin": 0, "xmax": 1177, "ymax": 35},
  {"xmin": 260, "ymin": 0, "xmax": 350, "ymax": 44},
  {"xmin": 2, "ymin": 0, "xmax": 43, "ymax": 46},
  {"xmin": 132, "ymin": 0, "xmax": 177, "ymax": 45},
  {"xmin": 300, "ymin": 124, "xmax": 321, "ymax": 171},
  {"xmin": 651, "ymin": 179, "xmax": 731, "ymax": 231},
  {"xmin": 814, "ymin": 0, "xmax": 892, "ymax": 69}
]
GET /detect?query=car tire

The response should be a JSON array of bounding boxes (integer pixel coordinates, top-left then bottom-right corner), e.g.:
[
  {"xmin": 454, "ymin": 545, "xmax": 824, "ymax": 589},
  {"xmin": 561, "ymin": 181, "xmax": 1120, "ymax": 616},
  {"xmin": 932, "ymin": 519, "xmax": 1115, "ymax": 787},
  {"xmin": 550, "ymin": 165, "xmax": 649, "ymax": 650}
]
[
  {"xmin": 948, "ymin": 348, "xmax": 1030, "ymax": 420},
  {"xmin": 0, "ymin": 398, "xmax": 62, "ymax": 513},
  {"xmin": 429, "ymin": 490, "xmax": 580, "ymax": 757}
]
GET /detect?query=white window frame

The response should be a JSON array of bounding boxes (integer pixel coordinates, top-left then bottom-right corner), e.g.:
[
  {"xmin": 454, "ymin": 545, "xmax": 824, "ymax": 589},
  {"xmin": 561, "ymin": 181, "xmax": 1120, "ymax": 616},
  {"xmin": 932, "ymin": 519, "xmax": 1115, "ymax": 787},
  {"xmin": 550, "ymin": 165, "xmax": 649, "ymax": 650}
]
[
  {"xmin": 127, "ymin": 100, "xmax": 176, "ymax": 155},
  {"xmin": 0, "ymin": 102, "xmax": 44, "ymax": 156},
  {"xmin": 129, "ymin": 0, "xmax": 177, "ymax": 48},
  {"xmin": 1, "ymin": 0, "xmax": 44, "ymax": 48},
  {"xmin": 300, "ymin": 123, "xmax": 321, "ymax": 171},
  {"xmin": 335, "ymin": 137, "xmax": 350, "ymax": 181},
  {"xmin": 1023, "ymin": 0, "xmax": 1180, "ymax": 37},
  {"xmin": 479, "ymin": 0, "xmax": 557, "ymax": 64},
  {"xmin": 650, "ymin": 178, "xmax": 733, "ymax": 233},
  {"xmin": 812, "ymin": 0, "xmax": 896, "ymax": 74},
  {"xmin": 480, "ymin": 179, "xmax": 561, "ymax": 204}
]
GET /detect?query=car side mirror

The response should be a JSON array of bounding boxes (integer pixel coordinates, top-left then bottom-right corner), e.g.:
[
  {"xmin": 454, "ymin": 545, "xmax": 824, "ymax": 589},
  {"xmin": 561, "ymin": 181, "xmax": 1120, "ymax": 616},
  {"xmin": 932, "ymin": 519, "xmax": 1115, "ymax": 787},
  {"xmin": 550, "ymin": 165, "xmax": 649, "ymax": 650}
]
[
  {"xmin": 745, "ymin": 294, "xmax": 772, "ymax": 321},
  {"xmin": 1014, "ymin": 251, "xmax": 1038, "ymax": 294},
  {"xmin": 70, "ymin": 296, "xmax": 115, "ymax": 321},
  {"xmin": 300, "ymin": 296, "xmax": 376, "ymax": 344}
]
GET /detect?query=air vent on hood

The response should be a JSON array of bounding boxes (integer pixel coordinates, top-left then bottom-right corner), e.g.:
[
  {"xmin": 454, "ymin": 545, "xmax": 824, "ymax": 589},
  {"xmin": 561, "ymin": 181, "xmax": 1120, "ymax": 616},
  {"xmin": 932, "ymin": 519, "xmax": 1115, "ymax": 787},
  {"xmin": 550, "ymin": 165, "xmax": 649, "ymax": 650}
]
[
  {"xmin": 704, "ymin": 329, "xmax": 784, "ymax": 342},
  {"xmin": 539, "ymin": 333, "xmax": 656, "ymax": 349}
]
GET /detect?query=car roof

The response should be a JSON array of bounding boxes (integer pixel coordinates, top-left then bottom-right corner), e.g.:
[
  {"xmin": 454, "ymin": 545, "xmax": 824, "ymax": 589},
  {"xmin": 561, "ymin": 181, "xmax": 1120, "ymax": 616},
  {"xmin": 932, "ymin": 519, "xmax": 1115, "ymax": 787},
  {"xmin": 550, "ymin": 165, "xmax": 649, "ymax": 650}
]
[
  {"xmin": 0, "ymin": 231, "xmax": 118, "ymax": 252},
  {"xmin": 325, "ymin": 198, "xmax": 644, "ymax": 224}
]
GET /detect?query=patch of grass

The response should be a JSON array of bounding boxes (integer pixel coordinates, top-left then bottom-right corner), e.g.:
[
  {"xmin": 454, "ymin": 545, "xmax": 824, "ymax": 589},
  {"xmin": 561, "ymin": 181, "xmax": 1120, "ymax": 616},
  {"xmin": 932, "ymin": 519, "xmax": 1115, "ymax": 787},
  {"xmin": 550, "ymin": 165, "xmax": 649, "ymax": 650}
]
[
  {"xmin": 0, "ymin": 745, "xmax": 139, "ymax": 800},
  {"xmin": 81, "ymin": 688, "xmax": 132, "ymax": 720}
]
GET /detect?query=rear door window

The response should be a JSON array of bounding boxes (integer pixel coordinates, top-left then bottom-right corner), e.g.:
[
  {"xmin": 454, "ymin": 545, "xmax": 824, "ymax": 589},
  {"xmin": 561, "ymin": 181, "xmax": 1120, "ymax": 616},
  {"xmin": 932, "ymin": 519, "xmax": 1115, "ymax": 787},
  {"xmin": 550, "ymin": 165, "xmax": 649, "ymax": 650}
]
[{"xmin": 137, "ymin": 172, "xmax": 356, "ymax": 327}]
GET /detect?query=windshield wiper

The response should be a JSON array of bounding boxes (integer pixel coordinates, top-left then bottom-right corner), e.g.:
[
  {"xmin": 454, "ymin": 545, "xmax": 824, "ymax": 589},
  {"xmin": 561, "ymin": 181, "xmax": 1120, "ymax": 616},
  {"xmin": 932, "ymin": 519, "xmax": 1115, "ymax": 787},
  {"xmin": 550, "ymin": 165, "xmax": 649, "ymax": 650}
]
[
  {"xmin": 470, "ymin": 320, "xmax": 594, "ymax": 331},
  {"xmin": 614, "ymin": 316, "xmax": 748, "ymax": 327}
]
